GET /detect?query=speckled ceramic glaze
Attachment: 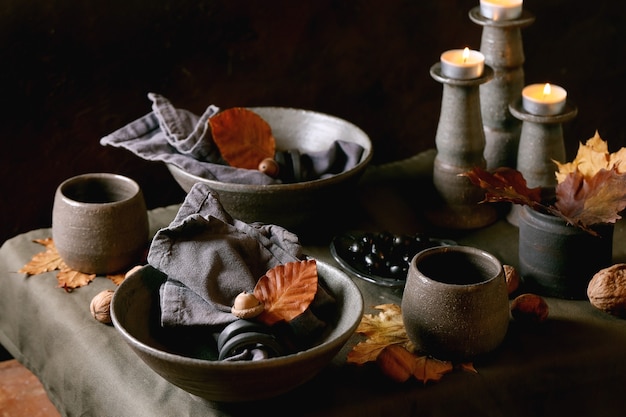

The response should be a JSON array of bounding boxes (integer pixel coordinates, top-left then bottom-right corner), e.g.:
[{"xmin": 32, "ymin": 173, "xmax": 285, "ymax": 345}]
[
  {"xmin": 167, "ymin": 107, "xmax": 372, "ymax": 240},
  {"xmin": 111, "ymin": 261, "xmax": 363, "ymax": 402},
  {"xmin": 401, "ymin": 246, "xmax": 509, "ymax": 361},
  {"xmin": 52, "ymin": 173, "xmax": 149, "ymax": 274}
]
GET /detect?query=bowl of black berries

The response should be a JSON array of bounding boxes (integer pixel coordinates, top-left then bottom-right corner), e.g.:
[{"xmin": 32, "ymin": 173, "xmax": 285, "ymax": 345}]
[{"xmin": 330, "ymin": 231, "xmax": 455, "ymax": 288}]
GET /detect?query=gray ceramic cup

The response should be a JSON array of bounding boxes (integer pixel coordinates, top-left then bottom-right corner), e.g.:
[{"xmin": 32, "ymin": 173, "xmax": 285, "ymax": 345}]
[
  {"xmin": 52, "ymin": 173, "xmax": 149, "ymax": 274},
  {"xmin": 401, "ymin": 245, "xmax": 509, "ymax": 361}
]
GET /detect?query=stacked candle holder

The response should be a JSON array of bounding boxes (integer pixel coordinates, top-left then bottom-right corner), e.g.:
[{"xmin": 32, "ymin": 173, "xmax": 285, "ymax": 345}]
[
  {"xmin": 507, "ymin": 82, "xmax": 578, "ymax": 225},
  {"xmin": 426, "ymin": 48, "xmax": 498, "ymax": 230},
  {"xmin": 469, "ymin": 1, "xmax": 535, "ymax": 170}
]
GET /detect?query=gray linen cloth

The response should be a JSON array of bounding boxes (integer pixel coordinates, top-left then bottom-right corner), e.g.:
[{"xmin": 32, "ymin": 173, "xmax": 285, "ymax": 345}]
[
  {"xmin": 99, "ymin": 93, "xmax": 365, "ymax": 184},
  {"xmin": 148, "ymin": 183, "xmax": 334, "ymax": 338}
]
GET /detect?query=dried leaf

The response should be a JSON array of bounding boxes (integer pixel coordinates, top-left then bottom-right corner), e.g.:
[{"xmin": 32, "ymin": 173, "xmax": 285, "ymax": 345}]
[
  {"xmin": 57, "ymin": 267, "xmax": 96, "ymax": 291},
  {"xmin": 254, "ymin": 259, "xmax": 318, "ymax": 326},
  {"xmin": 555, "ymin": 168, "xmax": 626, "ymax": 231},
  {"xmin": 413, "ymin": 356, "xmax": 454, "ymax": 384},
  {"xmin": 18, "ymin": 238, "xmax": 64, "ymax": 275},
  {"xmin": 555, "ymin": 131, "xmax": 614, "ymax": 183},
  {"xmin": 347, "ymin": 304, "xmax": 413, "ymax": 365},
  {"xmin": 458, "ymin": 362, "xmax": 478, "ymax": 373},
  {"xmin": 209, "ymin": 107, "xmax": 276, "ymax": 170},
  {"xmin": 462, "ymin": 167, "xmax": 543, "ymax": 209},
  {"xmin": 107, "ymin": 273, "xmax": 126, "ymax": 286},
  {"xmin": 19, "ymin": 237, "xmax": 129, "ymax": 290}
]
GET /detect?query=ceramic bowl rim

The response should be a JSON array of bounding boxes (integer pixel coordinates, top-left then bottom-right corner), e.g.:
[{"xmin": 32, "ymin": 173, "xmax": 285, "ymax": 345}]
[
  {"xmin": 110, "ymin": 261, "xmax": 364, "ymax": 370},
  {"xmin": 166, "ymin": 106, "xmax": 373, "ymax": 192}
]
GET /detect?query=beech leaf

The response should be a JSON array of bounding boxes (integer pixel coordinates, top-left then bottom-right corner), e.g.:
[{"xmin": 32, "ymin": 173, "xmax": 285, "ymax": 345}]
[
  {"xmin": 554, "ymin": 168, "xmax": 626, "ymax": 230},
  {"xmin": 209, "ymin": 107, "xmax": 276, "ymax": 170},
  {"xmin": 254, "ymin": 259, "xmax": 318, "ymax": 326},
  {"xmin": 462, "ymin": 167, "xmax": 543, "ymax": 208}
]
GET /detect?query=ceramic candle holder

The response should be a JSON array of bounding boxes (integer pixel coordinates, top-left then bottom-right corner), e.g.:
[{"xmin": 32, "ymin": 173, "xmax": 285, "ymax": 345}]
[
  {"xmin": 52, "ymin": 173, "xmax": 149, "ymax": 274},
  {"xmin": 401, "ymin": 246, "xmax": 510, "ymax": 361}
]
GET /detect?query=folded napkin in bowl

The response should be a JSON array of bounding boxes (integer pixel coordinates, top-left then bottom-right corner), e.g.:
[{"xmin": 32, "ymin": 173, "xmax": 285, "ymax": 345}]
[
  {"xmin": 148, "ymin": 183, "xmax": 336, "ymax": 357},
  {"xmin": 100, "ymin": 93, "xmax": 365, "ymax": 185}
]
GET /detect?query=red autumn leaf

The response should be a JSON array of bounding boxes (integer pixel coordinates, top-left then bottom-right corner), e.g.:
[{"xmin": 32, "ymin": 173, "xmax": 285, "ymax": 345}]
[
  {"xmin": 555, "ymin": 168, "xmax": 626, "ymax": 231},
  {"xmin": 209, "ymin": 107, "xmax": 276, "ymax": 170},
  {"xmin": 253, "ymin": 259, "xmax": 318, "ymax": 326},
  {"xmin": 462, "ymin": 167, "xmax": 543, "ymax": 208}
]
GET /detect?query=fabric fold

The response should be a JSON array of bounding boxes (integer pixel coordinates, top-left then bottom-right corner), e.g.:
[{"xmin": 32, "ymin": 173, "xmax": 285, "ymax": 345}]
[{"xmin": 100, "ymin": 93, "xmax": 365, "ymax": 185}]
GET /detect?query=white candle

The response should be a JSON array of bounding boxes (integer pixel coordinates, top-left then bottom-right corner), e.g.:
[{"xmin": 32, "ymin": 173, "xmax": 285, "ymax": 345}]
[
  {"xmin": 522, "ymin": 83, "xmax": 567, "ymax": 116},
  {"xmin": 480, "ymin": 0, "xmax": 523, "ymax": 21},
  {"xmin": 440, "ymin": 48, "xmax": 485, "ymax": 79}
]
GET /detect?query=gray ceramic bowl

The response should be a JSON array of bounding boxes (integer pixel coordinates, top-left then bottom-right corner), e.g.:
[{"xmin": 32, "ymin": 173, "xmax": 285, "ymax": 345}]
[
  {"xmin": 166, "ymin": 107, "xmax": 373, "ymax": 239},
  {"xmin": 111, "ymin": 261, "xmax": 363, "ymax": 402}
]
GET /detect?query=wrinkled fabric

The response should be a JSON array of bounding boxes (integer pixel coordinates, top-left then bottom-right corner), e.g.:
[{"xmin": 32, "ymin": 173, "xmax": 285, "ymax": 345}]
[
  {"xmin": 100, "ymin": 93, "xmax": 365, "ymax": 185},
  {"xmin": 148, "ymin": 183, "xmax": 304, "ymax": 327}
]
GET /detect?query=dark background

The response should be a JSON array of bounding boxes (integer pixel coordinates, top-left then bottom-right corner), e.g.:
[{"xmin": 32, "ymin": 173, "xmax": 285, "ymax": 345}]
[{"xmin": 1, "ymin": 0, "xmax": 625, "ymax": 245}]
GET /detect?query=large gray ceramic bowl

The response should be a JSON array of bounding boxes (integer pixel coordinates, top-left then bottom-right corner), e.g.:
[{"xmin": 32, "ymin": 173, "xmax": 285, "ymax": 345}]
[
  {"xmin": 111, "ymin": 261, "xmax": 363, "ymax": 402},
  {"xmin": 166, "ymin": 107, "xmax": 373, "ymax": 239}
]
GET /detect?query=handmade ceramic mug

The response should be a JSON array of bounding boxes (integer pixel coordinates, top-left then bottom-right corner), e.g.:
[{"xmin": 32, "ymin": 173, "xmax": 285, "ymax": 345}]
[
  {"xmin": 52, "ymin": 173, "xmax": 149, "ymax": 274},
  {"xmin": 401, "ymin": 245, "xmax": 509, "ymax": 361}
]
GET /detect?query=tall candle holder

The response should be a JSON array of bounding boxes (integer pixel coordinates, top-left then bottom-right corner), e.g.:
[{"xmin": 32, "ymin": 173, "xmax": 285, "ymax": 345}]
[
  {"xmin": 469, "ymin": 6, "xmax": 535, "ymax": 170},
  {"xmin": 507, "ymin": 99, "xmax": 578, "ymax": 225},
  {"xmin": 426, "ymin": 63, "xmax": 497, "ymax": 230}
]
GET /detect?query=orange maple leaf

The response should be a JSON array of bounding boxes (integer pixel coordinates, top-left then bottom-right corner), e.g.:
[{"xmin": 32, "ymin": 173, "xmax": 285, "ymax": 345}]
[
  {"xmin": 19, "ymin": 237, "xmax": 131, "ymax": 290},
  {"xmin": 209, "ymin": 107, "xmax": 276, "ymax": 170},
  {"xmin": 347, "ymin": 303, "xmax": 474, "ymax": 384},
  {"xmin": 254, "ymin": 259, "xmax": 318, "ymax": 325},
  {"xmin": 57, "ymin": 267, "xmax": 96, "ymax": 292},
  {"xmin": 18, "ymin": 238, "xmax": 65, "ymax": 275},
  {"xmin": 413, "ymin": 355, "xmax": 454, "ymax": 384}
]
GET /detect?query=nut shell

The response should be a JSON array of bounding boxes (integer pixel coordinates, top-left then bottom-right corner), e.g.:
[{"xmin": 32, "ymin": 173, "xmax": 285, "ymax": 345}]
[
  {"xmin": 587, "ymin": 263, "xmax": 626, "ymax": 317},
  {"xmin": 510, "ymin": 293, "xmax": 549, "ymax": 324},
  {"xmin": 90, "ymin": 289, "xmax": 115, "ymax": 324},
  {"xmin": 258, "ymin": 158, "xmax": 279, "ymax": 178},
  {"xmin": 231, "ymin": 292, "xmax": 265, "ymax": 319}
]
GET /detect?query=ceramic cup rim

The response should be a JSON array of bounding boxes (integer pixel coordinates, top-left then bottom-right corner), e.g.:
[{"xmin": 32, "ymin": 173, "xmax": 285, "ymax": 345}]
[
  {"xmin": 410, "ymin": 245, "xmax": 503, "ymax": 288},
  {"xmin": 57, "ymin": 173, "xmax": 141, "ymax": 206}
]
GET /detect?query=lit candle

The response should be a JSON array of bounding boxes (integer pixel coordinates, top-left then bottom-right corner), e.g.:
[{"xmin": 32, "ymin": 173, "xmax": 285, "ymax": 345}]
[
  {"xmin": 522, "ymin": 83, "xmax": 567, "ymax": 116},
  {"xmin": 480, "ymin": 0, "xmax": 523, "ymax": 21},
  {"xmin": 440, "ymin": 47, "xmax": 485, "ymax": 79}
]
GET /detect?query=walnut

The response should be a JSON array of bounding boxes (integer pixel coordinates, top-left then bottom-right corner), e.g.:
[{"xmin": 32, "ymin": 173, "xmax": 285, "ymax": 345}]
[
  {"xmin": 90, "ymin": 289, "xmax": 115, "ymax": 324},
  {"xmin": 510, "ymin": 293, "xmax": 549, "ymax": 324},
  {"xmin": 231, "ymin": 292, "xmax": 264, "ymax": 319},
  {"xmin": 503, "ymin": 264, "xmax": 520, "ymax": 295},
  {"xmin": 587, "ymin": 263, "xmax": 626, "ymax": 318}
]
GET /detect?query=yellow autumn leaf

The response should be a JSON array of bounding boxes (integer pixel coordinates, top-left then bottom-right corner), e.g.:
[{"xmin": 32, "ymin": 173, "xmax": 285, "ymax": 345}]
[
  {"xmin": 554, "ymin": 131, "xmax": 625, "ymax": 183},
  {"xmin": 347, "ymin": 304, "xmax": 414, "ymax": 365}
]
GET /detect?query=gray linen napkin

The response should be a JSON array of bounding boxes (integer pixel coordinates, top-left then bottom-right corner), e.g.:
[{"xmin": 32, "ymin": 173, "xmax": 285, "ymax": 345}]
[
  {"xmin": 149, "ymin": 183, "xmax": 336, "ymax": 333},
  {"xmin": 148, "ymin": 183, "xmax": 304, "ymax": 327},
  {"xmin": 99, "ymin": 93, "xmax": 365, "ymax": 184}
]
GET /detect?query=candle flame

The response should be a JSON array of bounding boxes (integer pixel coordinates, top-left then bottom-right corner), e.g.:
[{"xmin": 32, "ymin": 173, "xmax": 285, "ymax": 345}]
[
  {"xmin": 543, "ymin": 83, "xmax": 552, "ymax": 98},
  {"xmin": 462, "ymin": 47, "xmax": 470, "ymax": 63}
]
